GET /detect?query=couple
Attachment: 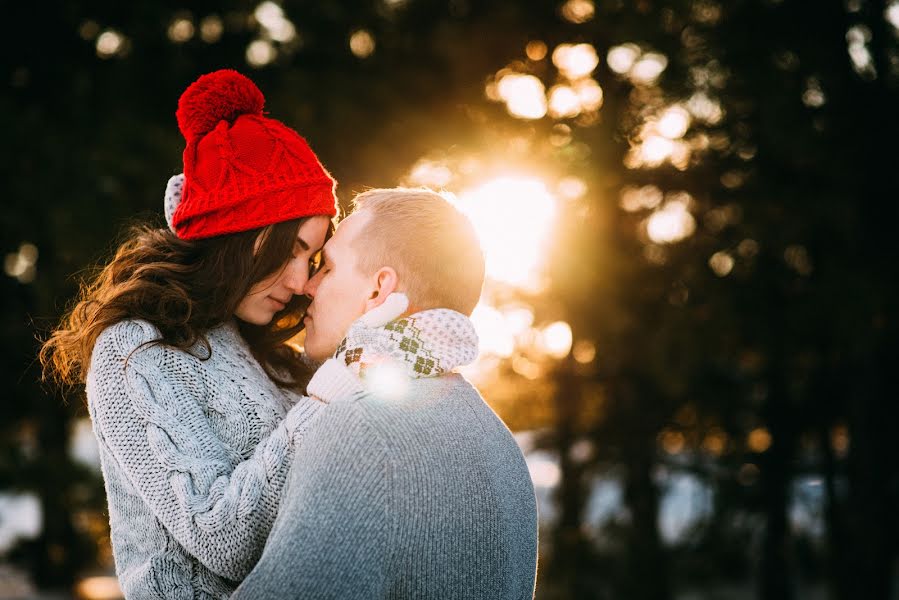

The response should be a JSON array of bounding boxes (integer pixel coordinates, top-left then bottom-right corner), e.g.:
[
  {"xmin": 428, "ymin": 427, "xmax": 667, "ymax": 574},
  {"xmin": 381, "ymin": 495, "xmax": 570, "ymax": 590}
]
[{"xmin": 41, "ymin": 70, "xmax": 538, "ymax": 598}]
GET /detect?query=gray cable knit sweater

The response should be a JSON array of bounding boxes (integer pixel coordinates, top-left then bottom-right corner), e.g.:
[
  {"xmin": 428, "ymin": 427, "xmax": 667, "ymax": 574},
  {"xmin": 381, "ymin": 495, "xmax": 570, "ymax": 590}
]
[
  {"xmin": 232, "ymin": 356, "xmax": 539, "ymax": 599},
  {"xmin": 86, "ymin": 319, "xmax": 323, "ymax": 599}
]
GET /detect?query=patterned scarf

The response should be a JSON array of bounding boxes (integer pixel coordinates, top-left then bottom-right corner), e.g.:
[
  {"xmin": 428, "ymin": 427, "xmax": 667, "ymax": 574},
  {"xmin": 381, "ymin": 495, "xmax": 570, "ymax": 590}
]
[{"xmin": 334, "ymin": 309, "xmax": 479, "ymax": 379}]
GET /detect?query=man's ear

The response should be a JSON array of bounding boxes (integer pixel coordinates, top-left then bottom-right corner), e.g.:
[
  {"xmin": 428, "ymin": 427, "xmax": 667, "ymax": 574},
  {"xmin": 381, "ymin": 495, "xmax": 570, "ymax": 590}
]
[{"xmin": 365, "ymin": 267, "xmax": 399, "ymax": 313}]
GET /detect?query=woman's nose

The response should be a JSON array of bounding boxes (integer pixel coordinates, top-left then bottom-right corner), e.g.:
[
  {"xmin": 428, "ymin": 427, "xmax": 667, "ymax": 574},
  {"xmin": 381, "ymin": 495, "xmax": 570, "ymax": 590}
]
[{"xmin": 282, "ymin": 259, "xmax": 308, "ymax": 295}]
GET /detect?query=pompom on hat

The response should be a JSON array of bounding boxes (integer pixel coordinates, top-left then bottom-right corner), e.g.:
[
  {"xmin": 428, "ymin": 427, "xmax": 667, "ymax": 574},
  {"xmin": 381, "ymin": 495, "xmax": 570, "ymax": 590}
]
[{"xmin": 167, "ymin": 69, "xmax": 337, "ymax": 240}]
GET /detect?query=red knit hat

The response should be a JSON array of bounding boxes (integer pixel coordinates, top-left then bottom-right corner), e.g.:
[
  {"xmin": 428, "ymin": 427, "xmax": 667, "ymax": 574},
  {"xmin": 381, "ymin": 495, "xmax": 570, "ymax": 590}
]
[{"xmin": 171, "ymin": 69, "xmax": 337, "ymax": 240}]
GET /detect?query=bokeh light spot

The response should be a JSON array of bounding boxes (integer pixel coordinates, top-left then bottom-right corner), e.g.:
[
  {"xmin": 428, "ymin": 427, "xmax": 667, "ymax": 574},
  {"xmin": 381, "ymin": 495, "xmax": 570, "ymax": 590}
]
[
  {"xmin": 96, "ymin": 30, "xmax": 126, "ymax": 58},
  {"xmin": 540, "ymin": 322, "xmax": 573, "ymax": 359},
  {"xmin": 552, "ymin": 43, "xmax": 599, "ymax": 79},
  {"xmin": 560, "ymin": 0, "xmax": 595, "ymax": 24},
  {"xmin": 495, "ymin": 73, "xmax": 547, "ymax": 120},
  {"xmin": 167, "ymin": 17, "xmax": 195, "ymax": 43},
  {"xmin": 573, "ymin": 340, "xmax": 596, "ymax": 364},
  {"xmin": 607, "ymin": 43, "xmax": 641, "ymax": 74},
  {"xmin": 645, "ymin": 201, "xmax": 696, "ymax": 244},
  {"xmin": 246, "ymin": 39, "xmax": 276, "ymax": 67},
  {"xmin": 200, "ymin": 15, "xmax": 224, "ymax": 43},
  {"xmin": 350, "ymin": 29, "xmax": 376, "ymax": 58},
  {"xmin": 526, "ymin": 40, "xmax": 548, "ymax": 61},
  {"xmin": 708, "ymin": 251, "xmax": 735, "ymax": 277},
  {"xmin": 658, "ymin": 105, "xmax": 691, "ymax": 139},
  {"xmin": 747, "ymin": 427, "xmax": 773, "ymax": 453}
]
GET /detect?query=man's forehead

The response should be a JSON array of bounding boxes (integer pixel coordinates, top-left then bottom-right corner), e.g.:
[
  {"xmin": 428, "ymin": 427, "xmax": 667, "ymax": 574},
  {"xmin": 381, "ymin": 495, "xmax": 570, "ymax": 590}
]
[{"xmin": 326, "ymin": 211, "xmax": 369, "ymax": 256}]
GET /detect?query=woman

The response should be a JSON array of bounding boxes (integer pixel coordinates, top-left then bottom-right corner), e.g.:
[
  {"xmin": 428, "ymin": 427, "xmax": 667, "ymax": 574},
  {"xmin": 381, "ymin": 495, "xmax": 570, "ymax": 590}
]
[{"xmin": 40, "ymin": 70, "xmax": 337, "ymax": 598}]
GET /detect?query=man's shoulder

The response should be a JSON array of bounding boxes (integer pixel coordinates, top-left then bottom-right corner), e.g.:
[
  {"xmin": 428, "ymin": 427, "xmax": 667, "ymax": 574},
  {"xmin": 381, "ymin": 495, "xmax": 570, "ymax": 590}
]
[{"xmin": 327, "ymin": 374, "xmax": 519, "ymax": 454}]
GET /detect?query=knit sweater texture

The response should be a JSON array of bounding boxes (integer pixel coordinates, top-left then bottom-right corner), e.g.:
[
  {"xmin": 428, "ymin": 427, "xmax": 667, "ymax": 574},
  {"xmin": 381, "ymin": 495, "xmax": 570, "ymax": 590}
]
[
  {"xmin": 232, "ymin": 361, "xmax": 539, "ymax": 599},
  {"xmin": 86, "ymin": 319, "xmax": 323, "ymax": 599}
]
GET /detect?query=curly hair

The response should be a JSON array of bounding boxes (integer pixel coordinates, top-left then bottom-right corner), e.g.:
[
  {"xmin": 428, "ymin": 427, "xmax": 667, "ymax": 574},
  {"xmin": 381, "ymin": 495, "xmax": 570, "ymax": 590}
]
[{"xmin": 40, "ymin": 217, "xmax": 329, "ymax": 394}]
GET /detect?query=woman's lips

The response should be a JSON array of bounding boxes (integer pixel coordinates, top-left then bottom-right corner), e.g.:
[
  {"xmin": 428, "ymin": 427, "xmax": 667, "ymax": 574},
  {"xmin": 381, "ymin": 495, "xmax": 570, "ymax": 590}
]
[{"xmin": 268, "ymin": 296, "xmax": 287, "ymax": 310}]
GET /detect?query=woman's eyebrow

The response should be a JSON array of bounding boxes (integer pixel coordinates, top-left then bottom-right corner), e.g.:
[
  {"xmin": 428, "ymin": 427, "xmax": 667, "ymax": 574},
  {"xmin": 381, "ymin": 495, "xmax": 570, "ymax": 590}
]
[{"xmin": 296, "ymin": 237, "xmax": 310, "ymax": 251}]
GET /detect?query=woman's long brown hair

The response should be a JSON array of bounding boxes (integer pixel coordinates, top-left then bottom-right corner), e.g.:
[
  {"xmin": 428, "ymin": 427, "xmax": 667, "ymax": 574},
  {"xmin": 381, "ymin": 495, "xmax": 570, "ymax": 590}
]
[{"xmin": 40, "ymin": 217, "xmax": 327, "ymax": 393}]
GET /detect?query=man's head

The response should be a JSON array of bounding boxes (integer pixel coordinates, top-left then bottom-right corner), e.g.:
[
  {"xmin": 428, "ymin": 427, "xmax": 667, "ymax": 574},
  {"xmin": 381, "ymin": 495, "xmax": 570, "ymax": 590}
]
[{"xmin": 302, "ymin": 188, "xmax": 485, "ymax": 361}]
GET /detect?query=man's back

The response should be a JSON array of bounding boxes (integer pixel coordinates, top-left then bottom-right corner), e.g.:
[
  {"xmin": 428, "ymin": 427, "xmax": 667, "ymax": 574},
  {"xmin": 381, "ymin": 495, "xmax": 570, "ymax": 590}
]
[{"xmin": 233, "ymin": 374, "xmax": 538, "ymax": 599}]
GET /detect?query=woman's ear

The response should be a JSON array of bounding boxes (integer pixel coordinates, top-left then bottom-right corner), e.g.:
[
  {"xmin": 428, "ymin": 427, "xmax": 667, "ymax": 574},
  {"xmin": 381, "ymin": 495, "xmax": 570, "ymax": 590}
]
[{"xmin": 365, "ymin": 267, "xmax": 399, "ymax": 313}]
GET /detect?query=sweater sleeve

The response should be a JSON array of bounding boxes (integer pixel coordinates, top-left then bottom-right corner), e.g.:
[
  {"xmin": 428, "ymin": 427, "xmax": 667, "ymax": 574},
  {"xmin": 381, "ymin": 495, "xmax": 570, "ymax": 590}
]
[
  {"xmin": 231, "ymin": 396, "xmax": 391, "ymax": 599},
  {"xmin": 87, "ymin": 321, "xmax": 323, "ymax": 582}
]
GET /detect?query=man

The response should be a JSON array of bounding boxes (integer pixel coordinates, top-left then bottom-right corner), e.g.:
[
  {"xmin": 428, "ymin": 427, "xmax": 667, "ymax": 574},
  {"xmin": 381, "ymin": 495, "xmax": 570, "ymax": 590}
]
[{"xmin": 233, "ymin": 188, "xmax": 538, "ymax": 599}]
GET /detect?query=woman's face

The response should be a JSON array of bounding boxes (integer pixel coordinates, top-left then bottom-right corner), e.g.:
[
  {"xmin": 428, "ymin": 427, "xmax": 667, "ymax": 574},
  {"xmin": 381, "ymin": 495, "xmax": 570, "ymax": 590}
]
[{"xmin": 234, "ymin": 215, "xmax": 330, "ymax": 326}]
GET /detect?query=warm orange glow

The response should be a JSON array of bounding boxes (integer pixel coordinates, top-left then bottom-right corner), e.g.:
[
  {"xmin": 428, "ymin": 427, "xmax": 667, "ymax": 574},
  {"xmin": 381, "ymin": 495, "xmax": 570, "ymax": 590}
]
[
  {"xmin": 702, "ymin": 429, "xmax": 728, "ymax": 456},
  {"xmin": 512, "ymin": 355, "xmax": 544, "ymax": 380},
  {"xmin": 405, "ymin": 159, "xmax": 452, "ymax": 188},
  {"xmin": 645, "ymin": 199, "xmax": 696, "ymax": 244},
  {"xmin": 453, "ymin": 176, "xmax": 557, "ymax": 290},
  {"xmin": 659, "ymin": 430, "xmax": 686, "ymax": 454},
  {"xmin": 495, "ymin": 73, "xmax": 547, "ymax": 120},
  {"xmin": 641, "ymin": 135, "xmax": 675, "ymax": 165},
  {"xmin": 552, "ymin": 43, "xmax": 599, "ymax": 79},
  {"xmin": 572, "ymin": 340, "xmax": 596, "ymax": 364},
  {"xmin": 469, "ymin": 302, "xmax": 534, "ymax": 359},
  {"xmin": 747, "ymin": 427, "xmax": 772, "ymax": 453},
  {"xmin": 620, "ymin": 185, "xmax": 663, "ymax": 212},
  {"xmin": 708, "ymin": 251, "xmax": 735, "ymax": 277},
  {"xmin": 525, "ymin": 40, "xmax": 548, "ymax": 61},
  {"xmin": 540, "ymin": 322, "xmax": 573, "ymax": 359},
  {"xmin": 657, "ymin": 105, "xmax": 691, "ymax": 139},
  {"xmin": 561, "ymin": 0, "xmax": 595, "ymax": 24},
  {"xmin": 246, "ymin": 39, "xmax": 276, "ymax": 67},
  {"xmin": 167, "ymin": 17, "xmax": 194, "ymax": 43},
  {"xmin": 548, "ymin": 85, "xmax": 581, "ymax": 118},
  {"xmin": 255, "ymin": 2, "xmax": 297, "ymax": 43},
  {"xmin": 557, "ymin": 176, "xmax": 587, "ymax": 200},
  {"xmin": 831, "ymin": 424, "xmax": 850, "ymax": 457},
  {"xmin": 199, "ymin": 15, "xmax": 224, "ymax": 43},
  {"xmin": 687, "ymin": 92, "xmax": 724, "ymax": 124},
  {"xmin": 74, "ymin": 576, "xmax": 122, "ymax": 600},
  {"xmin": 96, "ymin": 30, "xmax": 126, "ymax": 58},
  {"xmin": 349, "ymin": 29, "xmax": 375, "ymax": 58},
  {"xmin": 4, "ymin": 242, "xmax": 38, "ymax": 284},
  {"xmin": 607, "ymin": 43, "xmax": 641, "ymax": 74},
  {"xmin": 630, "ymin": 52, "xmax": 668, "ymax": 84},
  {"xmin": 573, "ymin": 78, "xmax": 603, "ymax": 111}
]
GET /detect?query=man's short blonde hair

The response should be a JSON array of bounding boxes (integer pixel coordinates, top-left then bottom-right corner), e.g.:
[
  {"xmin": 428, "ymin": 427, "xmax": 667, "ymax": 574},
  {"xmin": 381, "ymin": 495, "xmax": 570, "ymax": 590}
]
[{"xmin": 350, "ymin": 188, "xmax": 485, "ymax": 316}]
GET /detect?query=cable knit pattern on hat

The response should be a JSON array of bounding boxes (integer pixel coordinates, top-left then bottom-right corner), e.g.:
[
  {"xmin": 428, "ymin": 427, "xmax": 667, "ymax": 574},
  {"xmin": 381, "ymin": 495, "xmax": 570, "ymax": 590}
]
[
  {"xmin": 172, "ymin": 70, "xmax": 337, "ymax": 240},
  {"xmin": 86, "ymin": 319, "xmax": 324, "ymax": 598}
]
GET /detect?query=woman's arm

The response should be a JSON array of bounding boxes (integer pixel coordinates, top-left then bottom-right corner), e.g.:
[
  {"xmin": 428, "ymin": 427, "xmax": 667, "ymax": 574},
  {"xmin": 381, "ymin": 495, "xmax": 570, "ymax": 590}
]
[
  {"xmin": 231, "ymin": 396, "xmax": 391, "ymax": 599},
  {"xmin": 87, "ymin": 321, "xmax": 323, "ymax": 581}
]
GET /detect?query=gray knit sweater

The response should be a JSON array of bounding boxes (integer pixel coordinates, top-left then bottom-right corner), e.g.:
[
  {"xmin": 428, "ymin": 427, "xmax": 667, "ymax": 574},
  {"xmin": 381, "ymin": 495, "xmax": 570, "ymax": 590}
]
[
  {"xmin": 232, "ymin": 359, "xmax": 539, "ymax": 599},
  {"xmin": 86, "ymin": 319, "xmax": 323, "ymax": 599}
]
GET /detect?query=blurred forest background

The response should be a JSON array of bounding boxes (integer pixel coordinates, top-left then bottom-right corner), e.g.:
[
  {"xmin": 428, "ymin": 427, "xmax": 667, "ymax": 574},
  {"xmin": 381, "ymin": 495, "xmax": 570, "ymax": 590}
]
[{"xmin": 2, "ymin": 0, "xmax": 898, "ymax": 598}]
